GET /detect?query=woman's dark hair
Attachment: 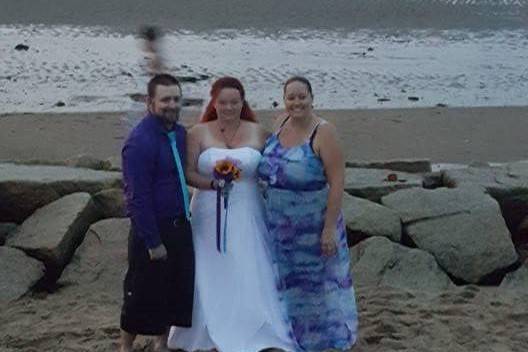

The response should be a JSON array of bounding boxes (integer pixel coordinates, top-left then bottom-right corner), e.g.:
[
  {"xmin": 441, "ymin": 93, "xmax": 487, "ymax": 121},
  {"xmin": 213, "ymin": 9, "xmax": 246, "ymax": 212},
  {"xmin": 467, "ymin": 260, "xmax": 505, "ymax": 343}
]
[{"xmin": 283, "ymin": 76, "xmax": 313, "ymax": 98}]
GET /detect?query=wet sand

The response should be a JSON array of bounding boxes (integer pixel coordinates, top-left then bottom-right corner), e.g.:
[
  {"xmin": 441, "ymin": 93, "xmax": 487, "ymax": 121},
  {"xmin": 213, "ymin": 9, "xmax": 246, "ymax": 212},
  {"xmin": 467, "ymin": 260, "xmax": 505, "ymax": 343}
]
[{"xmin": 1, "ymin": 106, "xmax": 528, "ymax": 165}]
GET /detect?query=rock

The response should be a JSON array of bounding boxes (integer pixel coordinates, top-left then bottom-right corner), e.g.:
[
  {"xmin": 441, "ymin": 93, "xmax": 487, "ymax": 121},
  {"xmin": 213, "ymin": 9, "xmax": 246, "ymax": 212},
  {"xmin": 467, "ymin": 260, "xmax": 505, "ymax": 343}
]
[
  {"xmin": 408, "ymin": 96, "xmax": 420, "ymax": 101},
  {"xmin": 515, "ymin": 216, "xmax": 528, "ymax": 262},
  {"xmin": 381, "ymin": 186, "xmax": 491, "ymax": 223},
  {"xmin": 182, "ymin": 97, "xmax": 204, "ymax": 107},
  {"xmin": 468, "ymin": 161, "xmax": 491, "ymax": 168},
  {"xmin": 442, "ymin": 165, "xmax": 528, "ymax": 196},
  {"xmin": 342, "ymin": 192, "xmax": 401, "ymax": 245},
  {"xmin": 383, "ymin": 187, "xmax": 518, "ymax": 283},
  {"xmin": 65, "ymin": 154, "xmax": 113, "ymax": 171},
  {"xmin": 272, "ymin": 101, "xmax": 279, "ymax": 108},
  {"xmin": 55, "ymin": 101, "xmax": 65, "ymax": 107},
  {"xmin": 498, "ymin": 193, "xmax": 528, "ymax": 245},
  {"xmin": 436, "ymin": 103, "xmax": 448, "ymax": 108},
  {"xmin": 60, "ymin": 218, "xmax": 129, "ymax": 295},
  {"xmin": 377, "ymin": 98, "xmax": 390, "ymax": 102},
  {"xmin": 346, "ymin": 159, "xmax": 432, "ymax": 173},
  {"xmin": 0, "ymin": 163, "xmax": 121, "ymax": 223},
  {"xmin": 517, "ymin": 216, "xmax": 528, "ymax": 244},
  {"xmin": 176, "ymin": 75, "xmax": 203, "ymax": 83},
  {"xmin": 506, "ymin": 160, "xmax": 528, "ymax": 177},
  {"xmin": 128, "ymin": 93, "xmax": 146, "ymax": 102},
  {"xmin": 0, "ymin": 247, "xmax": 45, "ymax": 303},
  {"xmin": 92, "ymin": 188, "xmax": 126, "ymax": 218},
  {"xmin": 0, "ymin": 223, "xmax": 17, "ymax": 246},
  {"xmin": 14, "ymin": 44, "xmax": 29, "ymax": 51},
  {"xmin": 442, "ymin": 164, "xmax": 528, "ymax": 244},
  {"xmin": 350, "ymin": 237, "xmax": 452, "ymax": 292},
  {"xmin": 345, "ymin": 168, "xmax": 423, "ymax": 202},
  {"xmin": 104, "ymin": 156, "xmax": 122, "ymax": 171},
  {"xmin": 422, "ymin": 171, "xmax": 443, "ymax": 189},
  {"xmin": 7, "ymin": 193, "xmax": 100, "ymax": 284},
  {"xmin": 501, "ymin": 261, "xmax": 528, "ymax": 290}
]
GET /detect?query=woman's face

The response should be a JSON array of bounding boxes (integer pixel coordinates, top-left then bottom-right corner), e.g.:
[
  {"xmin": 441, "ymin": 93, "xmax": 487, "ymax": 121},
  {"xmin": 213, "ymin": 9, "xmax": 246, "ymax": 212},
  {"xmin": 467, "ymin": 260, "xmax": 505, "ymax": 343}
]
[
  {"xmin": 283, "ymin": 81, "xmax": 313, "ymax": 118},
  {"xmin": 214, "ymin": 88, "xmax": 243, "ymax": 122}
]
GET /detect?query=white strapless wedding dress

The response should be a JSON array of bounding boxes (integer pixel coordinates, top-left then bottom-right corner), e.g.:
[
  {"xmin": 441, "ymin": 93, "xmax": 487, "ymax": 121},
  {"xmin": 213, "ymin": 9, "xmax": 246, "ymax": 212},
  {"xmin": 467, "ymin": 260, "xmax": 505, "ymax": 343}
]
[{"xmin": 168, "ymin": 147, "xmax": 295, "ymax": 352}]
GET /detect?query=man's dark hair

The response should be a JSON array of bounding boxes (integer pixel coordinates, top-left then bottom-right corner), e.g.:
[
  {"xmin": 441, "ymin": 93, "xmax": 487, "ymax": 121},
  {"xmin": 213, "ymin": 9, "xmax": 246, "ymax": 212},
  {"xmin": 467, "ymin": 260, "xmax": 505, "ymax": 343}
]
[
  {"xmin": 147, "ymin": 74, "xmax": 182, "ymax": 98},
  {"xmin": 139, "ymin": 25, "xmax": 160, "ymax": 42}
]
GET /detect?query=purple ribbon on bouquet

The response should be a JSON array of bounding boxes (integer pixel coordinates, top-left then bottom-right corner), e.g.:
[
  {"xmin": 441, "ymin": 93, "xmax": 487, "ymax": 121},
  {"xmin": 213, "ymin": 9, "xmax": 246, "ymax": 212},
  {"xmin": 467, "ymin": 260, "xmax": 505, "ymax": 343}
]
[
  {"xmin": 213, "ymin": 158, "xmax": 241, "ymax": 253},
  {"xmin": 215, "ymin": 182, "xmax": 232, "ymax": 253}
]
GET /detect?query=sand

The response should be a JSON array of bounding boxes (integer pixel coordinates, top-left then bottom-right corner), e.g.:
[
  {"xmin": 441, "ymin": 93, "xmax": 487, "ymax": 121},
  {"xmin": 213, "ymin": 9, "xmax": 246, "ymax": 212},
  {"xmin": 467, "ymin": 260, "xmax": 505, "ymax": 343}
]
[
  {"xmin": 1, "ymin": 106, "xmax": 528, "ymax": 165},
  {"xmin": 1, "ymin": 106, "xmax": 528, "ymax": 351},
  {"xmin": 0, "ymin": 284, "xmax": 526, "ymax": 352}
]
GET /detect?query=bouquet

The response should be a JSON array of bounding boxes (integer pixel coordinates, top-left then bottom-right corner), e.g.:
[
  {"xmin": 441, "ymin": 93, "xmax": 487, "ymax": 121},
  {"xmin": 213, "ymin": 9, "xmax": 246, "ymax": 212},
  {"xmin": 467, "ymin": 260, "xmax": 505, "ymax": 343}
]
[{"xmin": 213, "ymin": 158, "xmax": 242, "ymax": 253}]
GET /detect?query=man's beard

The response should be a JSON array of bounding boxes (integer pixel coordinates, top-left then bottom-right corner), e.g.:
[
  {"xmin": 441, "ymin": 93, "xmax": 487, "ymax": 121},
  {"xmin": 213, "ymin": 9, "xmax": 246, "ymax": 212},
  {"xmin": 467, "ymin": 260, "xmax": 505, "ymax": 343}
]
[{"xmin": 161, "ymin": 108, "xmax": 180, "ymax": 123}]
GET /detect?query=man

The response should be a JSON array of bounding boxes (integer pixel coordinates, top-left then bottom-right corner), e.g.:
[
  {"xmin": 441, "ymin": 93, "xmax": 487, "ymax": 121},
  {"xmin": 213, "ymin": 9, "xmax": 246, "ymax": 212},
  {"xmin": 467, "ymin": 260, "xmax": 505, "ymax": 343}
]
[{"xmin": 119, "ymin": 74, "xmax": 194, "ymax": 352}]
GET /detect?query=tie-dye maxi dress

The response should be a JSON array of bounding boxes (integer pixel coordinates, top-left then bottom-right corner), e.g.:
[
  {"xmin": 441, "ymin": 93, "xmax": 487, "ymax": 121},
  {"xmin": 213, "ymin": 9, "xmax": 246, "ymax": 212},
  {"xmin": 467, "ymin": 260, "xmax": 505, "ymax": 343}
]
[{"xmin": 257, "ymin": 133, "xmax": 358, "ymax": 352}]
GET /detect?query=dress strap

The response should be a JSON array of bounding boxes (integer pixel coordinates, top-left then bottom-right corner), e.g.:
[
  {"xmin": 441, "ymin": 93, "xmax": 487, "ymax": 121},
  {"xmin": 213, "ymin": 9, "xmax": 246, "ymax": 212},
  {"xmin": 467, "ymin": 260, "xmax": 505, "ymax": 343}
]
[
  {"xmin": 309, "ymin": 120, "xmax": 324, "ymax": 150},
  {"xmin": 276, "ymin": 115, "xmax": 290, "ymax": 136}
]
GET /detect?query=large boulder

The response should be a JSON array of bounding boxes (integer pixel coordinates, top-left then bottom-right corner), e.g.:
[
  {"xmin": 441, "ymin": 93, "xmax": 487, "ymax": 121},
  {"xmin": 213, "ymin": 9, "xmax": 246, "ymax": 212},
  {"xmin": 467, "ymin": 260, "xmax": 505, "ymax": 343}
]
[
  {"xmin": 382, "ymin": 187, "xmax": 518, "ymax": 283},
  {"xmin": 442, "ymin": 163, "xmax": 528, "ymax": 199},
  {"xmin": 0, "ymin": 163, "xmax": 121, "ymax": 223},
  {"xmin": 61, "ymin": 218, "xmax": 129, "ymax": 295},
  {"xmin": 105, "ymin": 156, "xmax": 122, "ymax": 171},
  {"xmin": 7, "ymin": 193, "xmax": 100, "ymax": 284},
  {"xmin": 443, "ymin": 162, "xmax": 528, "ymax": 244},
  {"xmin": 92, "ymin": 188, "xmax": 126, "ymax": 219},
  {"xmin": 65, "ymin": 154, "xmax": 113, "ymax": 171},
  {"xmin": 350, "ymin": 236, "xmax": 452, "ymax": 292},
  {"xmin": 342, "ymin": 192, "xmax": 401, "ymax": 244},
  {"xmin": 0, "ymin": 247, "xmax": 45, "ymax": 303},
  {"xmin": 381, "ymin": 185, "xmax": 489, "ymax": 223},
  {"xmin": 500, "ymin": 262, "xmax": 528, "ymax": 290},
  {"xmin": 346, "ymin": 159, "xmax": 431, "ymax": 173},
  {"xmin": 345, "ymin": 168, "xmax": 423, "ymax": 202}
]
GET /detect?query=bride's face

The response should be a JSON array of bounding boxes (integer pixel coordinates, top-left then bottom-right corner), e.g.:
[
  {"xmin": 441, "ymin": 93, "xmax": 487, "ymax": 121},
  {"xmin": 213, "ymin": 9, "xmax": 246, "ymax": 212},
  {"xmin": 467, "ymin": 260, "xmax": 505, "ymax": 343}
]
[{"xmin": 214, "ymin": 88, "xmax": 243, "ymax": 122}]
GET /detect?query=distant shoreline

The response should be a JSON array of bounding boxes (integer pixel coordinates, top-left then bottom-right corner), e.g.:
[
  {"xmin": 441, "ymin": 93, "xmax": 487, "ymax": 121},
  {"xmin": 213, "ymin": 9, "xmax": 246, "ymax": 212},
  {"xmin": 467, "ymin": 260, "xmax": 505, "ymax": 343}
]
[{"xmin": 2, "ymin": 106, "xmax": 528, "ymax": 165}]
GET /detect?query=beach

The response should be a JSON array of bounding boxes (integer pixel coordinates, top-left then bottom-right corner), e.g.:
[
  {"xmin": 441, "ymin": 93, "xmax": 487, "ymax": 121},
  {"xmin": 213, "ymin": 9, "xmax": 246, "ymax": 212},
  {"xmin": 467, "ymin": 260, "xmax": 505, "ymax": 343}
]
[
  {"xmin": 2, "ymin": 1, "xmax": 528, "ymax": 351},
  {"xmin": 1, "ymin": 281, "xmax": 526, "ymax": 352},
  {"xmin": 2, "ymin": 106, "xmax": 528, "ymax": 165}
]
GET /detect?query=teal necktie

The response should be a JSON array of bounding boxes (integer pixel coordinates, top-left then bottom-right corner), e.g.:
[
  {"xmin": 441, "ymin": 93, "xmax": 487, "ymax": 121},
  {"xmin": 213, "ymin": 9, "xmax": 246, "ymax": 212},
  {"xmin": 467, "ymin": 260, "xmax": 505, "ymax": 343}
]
[{"xmin": 167, "ymin": 131, "xmax": 191, "ymax": 220}]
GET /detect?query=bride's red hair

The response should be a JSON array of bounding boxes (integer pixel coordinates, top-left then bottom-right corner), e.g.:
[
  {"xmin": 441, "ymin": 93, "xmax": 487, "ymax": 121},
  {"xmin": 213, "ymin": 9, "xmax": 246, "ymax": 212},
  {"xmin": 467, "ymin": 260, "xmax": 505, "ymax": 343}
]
[{"xmin": 200, "ymin": 77, "xmax": 257, "ymax": 122}]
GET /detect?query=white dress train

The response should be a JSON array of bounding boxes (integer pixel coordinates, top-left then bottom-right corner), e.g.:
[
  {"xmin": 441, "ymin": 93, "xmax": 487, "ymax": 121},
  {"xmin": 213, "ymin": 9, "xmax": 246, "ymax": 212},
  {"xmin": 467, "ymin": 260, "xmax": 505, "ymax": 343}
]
[{"xmin": 168, "ymin": 147, "xmax": 295, "ymax": 352}]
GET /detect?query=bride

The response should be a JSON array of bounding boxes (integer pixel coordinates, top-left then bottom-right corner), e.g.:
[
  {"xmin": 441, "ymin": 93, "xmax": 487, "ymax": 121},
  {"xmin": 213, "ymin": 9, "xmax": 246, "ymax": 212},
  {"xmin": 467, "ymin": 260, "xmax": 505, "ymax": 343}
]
[{"xmin": 168, "ymin": 77, "xmax": 295, "ymax": 352}]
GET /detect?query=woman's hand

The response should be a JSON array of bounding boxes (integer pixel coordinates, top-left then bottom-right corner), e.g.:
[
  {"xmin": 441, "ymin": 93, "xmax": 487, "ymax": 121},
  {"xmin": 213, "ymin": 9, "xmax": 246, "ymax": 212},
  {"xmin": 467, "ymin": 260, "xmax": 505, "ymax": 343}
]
[{"xmin": 321, "ymin": 227, "xmax": 337, "ymax": 257}]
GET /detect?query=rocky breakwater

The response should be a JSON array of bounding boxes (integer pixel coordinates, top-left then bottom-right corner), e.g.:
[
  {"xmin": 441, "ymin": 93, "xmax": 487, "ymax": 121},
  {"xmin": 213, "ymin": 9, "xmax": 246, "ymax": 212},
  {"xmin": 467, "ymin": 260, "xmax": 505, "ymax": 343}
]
[
  {"xmin": 344, "ymin": 159, "xmax": 528, "ymax": 293},
  {"xmin": 0, "ymin": 160, "xmax": 125, "ymax": 301}
]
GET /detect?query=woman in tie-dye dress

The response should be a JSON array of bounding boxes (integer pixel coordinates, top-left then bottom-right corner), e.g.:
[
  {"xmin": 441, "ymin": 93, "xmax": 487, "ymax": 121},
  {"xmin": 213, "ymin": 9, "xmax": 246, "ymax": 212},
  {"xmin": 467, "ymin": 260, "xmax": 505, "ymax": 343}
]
[{"xmin": 257, "ymin": 76, "xmax": 358, "ymax": 351}]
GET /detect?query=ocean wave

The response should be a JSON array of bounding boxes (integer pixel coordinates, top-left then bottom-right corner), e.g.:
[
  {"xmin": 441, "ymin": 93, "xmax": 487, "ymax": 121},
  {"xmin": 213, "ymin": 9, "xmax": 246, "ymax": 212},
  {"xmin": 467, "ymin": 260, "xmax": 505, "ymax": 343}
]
[{"xmin": 1, "ymin": 0, "xmax": 526, "ymax": 31}]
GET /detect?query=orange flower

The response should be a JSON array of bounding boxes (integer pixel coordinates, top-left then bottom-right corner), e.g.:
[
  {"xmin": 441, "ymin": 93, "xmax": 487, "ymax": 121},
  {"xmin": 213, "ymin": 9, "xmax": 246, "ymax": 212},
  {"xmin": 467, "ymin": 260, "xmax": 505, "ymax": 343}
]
[
  {"xmin": 215, "ymin": 160, "xmax": 234, "ymax": 175},
  {"xmin": 214, "ymin": 159, "xmax": 242, "ymax": 182}
]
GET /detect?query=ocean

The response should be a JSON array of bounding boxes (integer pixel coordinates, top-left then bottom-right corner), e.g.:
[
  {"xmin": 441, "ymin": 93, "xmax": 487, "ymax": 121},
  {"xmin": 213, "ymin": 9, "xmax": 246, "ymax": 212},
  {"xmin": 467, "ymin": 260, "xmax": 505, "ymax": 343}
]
[{"xmin": 1, "ymin": 0, "xmax": 527, "ymax": 112}]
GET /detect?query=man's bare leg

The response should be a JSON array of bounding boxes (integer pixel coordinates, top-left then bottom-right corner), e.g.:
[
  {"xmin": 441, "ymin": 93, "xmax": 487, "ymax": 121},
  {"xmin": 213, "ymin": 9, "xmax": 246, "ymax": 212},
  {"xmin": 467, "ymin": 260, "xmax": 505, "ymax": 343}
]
[
  {"xmin": 119, "ymin": 330, "xmax": 136, "ymax": 352},
  {"xmin": 153, "ymin": 330, "xmax": 169, "ymax": 352}
]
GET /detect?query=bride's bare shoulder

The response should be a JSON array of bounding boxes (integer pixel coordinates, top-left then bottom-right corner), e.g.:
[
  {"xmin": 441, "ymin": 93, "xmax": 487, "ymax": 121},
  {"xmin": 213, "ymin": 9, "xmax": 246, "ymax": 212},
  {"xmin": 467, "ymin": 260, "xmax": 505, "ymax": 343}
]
[{"xmin": 188, "ymin": 121, "xmax": 212, "ymax": 136}]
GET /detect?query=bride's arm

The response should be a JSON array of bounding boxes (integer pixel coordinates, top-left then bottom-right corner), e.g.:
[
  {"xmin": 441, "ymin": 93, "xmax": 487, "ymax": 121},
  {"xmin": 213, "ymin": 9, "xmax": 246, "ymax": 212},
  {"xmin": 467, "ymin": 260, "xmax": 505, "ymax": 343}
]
[{"xmin": 186, "ymin": 125, "xmax": 216, "ymax": 190}]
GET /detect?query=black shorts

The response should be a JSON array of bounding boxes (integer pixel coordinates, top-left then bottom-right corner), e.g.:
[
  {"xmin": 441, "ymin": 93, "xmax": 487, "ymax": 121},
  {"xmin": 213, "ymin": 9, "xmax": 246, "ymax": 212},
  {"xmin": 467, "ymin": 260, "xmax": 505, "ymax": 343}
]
[{"xmin": 120, "ymin": 217, "xmax": 195, "ymax": 335}]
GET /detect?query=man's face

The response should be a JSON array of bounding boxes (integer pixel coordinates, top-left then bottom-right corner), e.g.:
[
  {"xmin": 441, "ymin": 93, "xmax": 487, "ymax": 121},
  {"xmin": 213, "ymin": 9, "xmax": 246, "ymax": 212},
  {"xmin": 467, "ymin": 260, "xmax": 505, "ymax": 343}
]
[{"xmin": 148, "ymin": 84, "xmax": 182, "ymax": 125}]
